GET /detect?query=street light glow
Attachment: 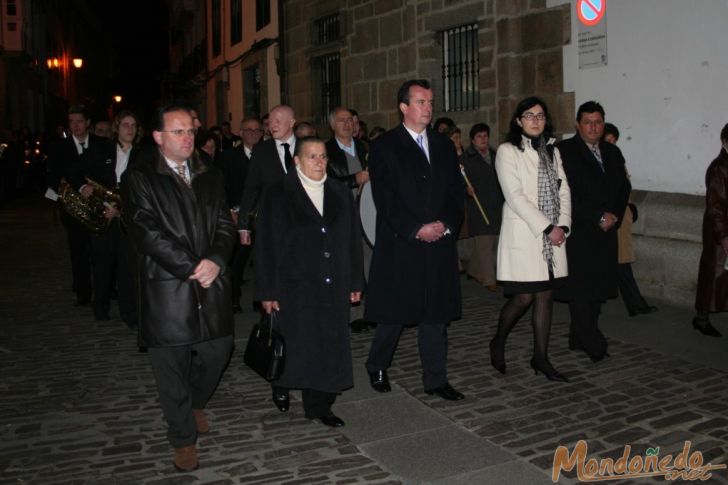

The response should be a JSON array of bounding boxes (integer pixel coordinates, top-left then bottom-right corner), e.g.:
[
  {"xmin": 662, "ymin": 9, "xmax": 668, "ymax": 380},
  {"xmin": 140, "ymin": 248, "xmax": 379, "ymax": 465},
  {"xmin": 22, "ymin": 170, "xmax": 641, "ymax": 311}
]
[
  {"xmin": 73, "ymin": 58, "xmax": 83, "ymax": 68},
  {"xmin": 113, "ymin": 95, "xmax": 122, "ymax": 103}
]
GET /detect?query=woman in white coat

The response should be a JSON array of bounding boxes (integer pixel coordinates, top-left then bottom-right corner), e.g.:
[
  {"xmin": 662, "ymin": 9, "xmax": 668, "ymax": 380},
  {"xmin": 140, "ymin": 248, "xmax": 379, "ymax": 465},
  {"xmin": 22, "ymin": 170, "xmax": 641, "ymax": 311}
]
[{"xmin": 490, "ymin": 97, "xmax": 571, "ymax": 382}]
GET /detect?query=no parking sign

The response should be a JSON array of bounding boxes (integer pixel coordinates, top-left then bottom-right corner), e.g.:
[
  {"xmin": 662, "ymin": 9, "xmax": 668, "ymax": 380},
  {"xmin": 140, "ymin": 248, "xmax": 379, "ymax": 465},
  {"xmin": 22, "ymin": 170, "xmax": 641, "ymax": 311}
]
[
  {"xmin": 577, "ymin": 0, "xmax": 607, "ymax": 68},
  {"xmin": 577, "ymin": 0, "xmax": 606, "ymax": 26}
]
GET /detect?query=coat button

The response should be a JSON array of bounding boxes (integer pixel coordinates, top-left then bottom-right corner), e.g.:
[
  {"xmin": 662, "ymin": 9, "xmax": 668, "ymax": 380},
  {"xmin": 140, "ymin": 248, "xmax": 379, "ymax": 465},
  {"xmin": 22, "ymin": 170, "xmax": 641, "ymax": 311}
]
[
  {"xmin": 323, "ymin": 251, "xmax": 331, "ymax": 258},
  {"xmin": 324, "ymin": 277, "xmax": 332, "ymax": 284}
]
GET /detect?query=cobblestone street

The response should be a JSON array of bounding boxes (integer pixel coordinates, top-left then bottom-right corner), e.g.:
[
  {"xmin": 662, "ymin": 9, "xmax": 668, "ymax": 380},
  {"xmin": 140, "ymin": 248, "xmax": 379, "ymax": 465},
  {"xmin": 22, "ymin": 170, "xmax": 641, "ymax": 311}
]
[{"xmin": 2, "ymin": 197, "xmax": 727, "ymax": 484}]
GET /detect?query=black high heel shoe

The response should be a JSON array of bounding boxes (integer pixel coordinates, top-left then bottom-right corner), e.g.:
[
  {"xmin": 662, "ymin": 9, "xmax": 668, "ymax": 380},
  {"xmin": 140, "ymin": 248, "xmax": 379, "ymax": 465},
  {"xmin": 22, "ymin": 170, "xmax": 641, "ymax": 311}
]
[
  {"xmin": 589, "ymin": 351, "xmax": 610, "ymax": 363},
  {"xmin": 489, "ymin": 338, "xmax": 506, "ymax": 374},
  {"xmin": 692, "ymin": 318, "xmax": 722, "ymax": 337},
  {"xmin": 530, "ymin": 357, "xmax": 569, "ymax": 382}
]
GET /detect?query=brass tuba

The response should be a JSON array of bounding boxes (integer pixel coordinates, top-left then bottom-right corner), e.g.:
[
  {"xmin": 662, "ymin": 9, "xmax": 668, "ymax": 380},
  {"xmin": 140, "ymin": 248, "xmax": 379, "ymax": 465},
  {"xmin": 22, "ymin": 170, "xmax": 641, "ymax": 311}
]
[{"xmin": 59, "ymin": 177, "xmax": 122, "ymax": 234}]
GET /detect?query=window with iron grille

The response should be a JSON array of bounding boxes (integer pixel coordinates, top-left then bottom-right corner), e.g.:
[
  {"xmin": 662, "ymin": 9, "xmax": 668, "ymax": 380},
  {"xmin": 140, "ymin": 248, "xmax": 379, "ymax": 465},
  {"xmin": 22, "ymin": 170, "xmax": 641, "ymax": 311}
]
[
  {"xmin": 440, "ymin": 24, "xmax": 479, "ymax": 112},
  {"xmin": 243, "ymin": 65, "xmax": 261, "ymax": 120},
  {"xmin": 256, "ymin": 0, "xmax": 270, "ymax": 31},
  {"xmin": 313, "ymin": 13, "xmax": 341, "ymax": 46},
  {"xmin": 312, "ymin": 53, "xmax": 341, "ymax": 123},
  {"xmin": 230, "ymin": 0, "xmax": 242, "ymax": 45},
  {"xmin": 212, "ymin": 0, "xmax": 221, "ymax": 57}
]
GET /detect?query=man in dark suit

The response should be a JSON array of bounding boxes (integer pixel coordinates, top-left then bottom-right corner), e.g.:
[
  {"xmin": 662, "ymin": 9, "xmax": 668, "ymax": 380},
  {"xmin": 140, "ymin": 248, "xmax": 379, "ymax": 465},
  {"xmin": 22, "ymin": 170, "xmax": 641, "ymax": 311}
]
[
  {"xmin": 238, "ymin": 105, "xmax": 296, "ymax": 246},
  {"xmin": 70, "ymin": 111, "xmax": 118, "ymax": 321},
  {"xmin": 556, "ymin": 101, "xmax": 631, "ymax": 362},
  {"xmin": 122, "ymin": 105, "xmax": 235, "ymax": 472},
  {"xmin": 220, "ymin": 118, "xmax": 264, "ymax": 312},
  {"xmin": 47, "ymin": 105, "xmax": 114, "ymax": 309},
  {"xmin": 325, "ymin": 107, "xmax": 368, "ymax": 188},
  {"xmin": 325, "ymin": 107, "xmax": 371, "ymax": 330},
  {"xmin": 364, "ymin": 79, "xmax": 465, "ymax": 401}
]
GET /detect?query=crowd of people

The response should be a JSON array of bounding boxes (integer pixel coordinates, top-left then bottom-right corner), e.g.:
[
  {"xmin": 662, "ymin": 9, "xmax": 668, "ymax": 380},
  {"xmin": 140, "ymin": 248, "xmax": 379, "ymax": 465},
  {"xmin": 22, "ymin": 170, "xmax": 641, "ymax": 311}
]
[{"xmin": 40, "ymin": 78, "xmax": 728, "ymax": 473}]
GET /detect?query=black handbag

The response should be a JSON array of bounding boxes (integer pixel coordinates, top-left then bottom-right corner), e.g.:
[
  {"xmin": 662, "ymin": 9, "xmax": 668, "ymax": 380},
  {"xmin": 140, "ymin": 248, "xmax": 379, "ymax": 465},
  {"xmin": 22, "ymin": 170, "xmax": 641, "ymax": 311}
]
[{"xmin": 244, "ymin": 312, "xmax": 285, "ymax": 381}]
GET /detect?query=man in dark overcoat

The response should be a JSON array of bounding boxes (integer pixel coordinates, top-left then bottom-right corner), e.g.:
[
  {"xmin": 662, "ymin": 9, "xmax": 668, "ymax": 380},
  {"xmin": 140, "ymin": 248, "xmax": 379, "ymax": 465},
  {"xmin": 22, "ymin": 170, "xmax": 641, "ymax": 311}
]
[
  {"xmin": 220, "ymin": 117, "xmax": 264, "ymax": 312},
  {"xmin": 121, "ymin": 105, "xmax": 236, "ymax": 472},
  {"xmin": 325, "ymin": 106, "xmax": 371, "ymax": 330},
  {"xmin": 556, "ymin": 101, "xmax": 630, "ymax": 362},
  {"xmin": 364, "ymin": 79, "xmax": 465, "ymax": 401}
]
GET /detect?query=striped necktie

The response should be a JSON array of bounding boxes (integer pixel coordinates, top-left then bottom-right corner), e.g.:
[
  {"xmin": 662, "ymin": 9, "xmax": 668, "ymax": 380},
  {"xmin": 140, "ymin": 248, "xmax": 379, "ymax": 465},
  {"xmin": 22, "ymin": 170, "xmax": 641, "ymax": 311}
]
[
  {"xmin": 591, "ymin": 146, "xmax": 604, "ymax": 172},
  {"xmin": 175, "ymin": 164, "xmax": 190, "ymax": 186}
]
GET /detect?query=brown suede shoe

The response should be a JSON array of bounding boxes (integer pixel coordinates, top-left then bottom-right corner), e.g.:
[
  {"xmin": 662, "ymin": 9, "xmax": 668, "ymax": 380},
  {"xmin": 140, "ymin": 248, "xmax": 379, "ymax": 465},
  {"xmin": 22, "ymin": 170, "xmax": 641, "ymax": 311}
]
[
  {"xmin": 173, "ymin": 445, "xmax": 199, "ymax": 472},
  {"xmin": 192, "ymin": 409, "xmax": 209, "ymax": 434}
]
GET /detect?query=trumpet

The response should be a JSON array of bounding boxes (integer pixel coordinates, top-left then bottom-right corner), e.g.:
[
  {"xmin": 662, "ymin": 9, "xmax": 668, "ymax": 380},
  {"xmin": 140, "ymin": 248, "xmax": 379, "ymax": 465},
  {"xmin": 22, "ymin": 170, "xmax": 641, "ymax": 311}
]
[{"xmin": 59, "ymin": 177, "xmax": 122, "ymax": 234}]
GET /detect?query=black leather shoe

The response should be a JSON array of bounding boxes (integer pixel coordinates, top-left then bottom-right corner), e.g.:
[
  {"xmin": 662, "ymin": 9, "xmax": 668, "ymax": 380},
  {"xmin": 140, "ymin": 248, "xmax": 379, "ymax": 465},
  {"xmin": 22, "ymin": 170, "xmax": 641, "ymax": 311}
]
[
  {"xmin": 692, "ymin": 318, "xmax": 722, "ymax": 337},
  {"xmin": 350, "ymin": 319, "xmax": 370, "ymax": 333},
  {"xmin": 629, "ymin": 305, "xmax": 658, "ymax": 317},
  {"xmin": 317, "ymin": 415, "xmax": 345, "ymax": 427},
  {"xmin": 272, "ymin": 390, "xmax": 290, "ymax": 412},
  {"xmin": 368, "ymin": 370, "xmax": 391, "ymax": 393},
  {"xmin": 424, "ymin": 383, "xmax": 464, "ymax": 401},
  {"xmin": 589, "ymin": 351, "xmax": 610, "ymax": 363}
]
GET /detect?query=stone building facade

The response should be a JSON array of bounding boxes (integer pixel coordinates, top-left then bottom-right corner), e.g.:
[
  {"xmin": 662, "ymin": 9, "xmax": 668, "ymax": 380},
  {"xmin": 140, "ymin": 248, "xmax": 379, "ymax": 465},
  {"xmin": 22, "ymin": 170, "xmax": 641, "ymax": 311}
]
[{"xmin": 284, "ymin": 0, "xmax": 573, "ymax": 141}]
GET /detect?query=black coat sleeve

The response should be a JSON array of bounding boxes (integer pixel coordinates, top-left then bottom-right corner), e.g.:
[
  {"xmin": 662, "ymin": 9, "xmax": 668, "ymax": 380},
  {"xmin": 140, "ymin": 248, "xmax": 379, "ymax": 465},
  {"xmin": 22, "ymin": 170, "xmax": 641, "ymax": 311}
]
[
  {"xmin": 253, "ymin": 185, "xmax": 284, "ymax": 301},
  {"xmin": 238, "ymin": 149, "xmax": 264, "ymax": 230}
]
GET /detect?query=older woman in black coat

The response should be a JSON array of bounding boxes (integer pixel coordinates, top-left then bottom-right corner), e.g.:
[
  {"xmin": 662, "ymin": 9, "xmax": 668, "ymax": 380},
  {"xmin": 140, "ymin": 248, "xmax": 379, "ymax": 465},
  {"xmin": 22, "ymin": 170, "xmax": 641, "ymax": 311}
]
[{"xmin": 254, "ymin": 137, "xmax": 363, "ymax": 427}]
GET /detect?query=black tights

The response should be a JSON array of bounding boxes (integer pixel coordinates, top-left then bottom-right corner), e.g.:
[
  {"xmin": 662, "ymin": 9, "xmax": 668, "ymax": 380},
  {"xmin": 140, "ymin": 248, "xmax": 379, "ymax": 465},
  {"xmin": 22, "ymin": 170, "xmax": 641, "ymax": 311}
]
[{"xmin": 492, "ymin": 290, "xmax": 554, "ymax": 365}]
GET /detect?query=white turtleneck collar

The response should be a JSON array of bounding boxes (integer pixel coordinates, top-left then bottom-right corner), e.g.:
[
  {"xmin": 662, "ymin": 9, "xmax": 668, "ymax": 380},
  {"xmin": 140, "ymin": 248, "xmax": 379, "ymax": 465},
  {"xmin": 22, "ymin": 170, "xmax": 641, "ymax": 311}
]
[{"xmin": 296, "ymin": 166, "xmax": 326, "ymax": 215}]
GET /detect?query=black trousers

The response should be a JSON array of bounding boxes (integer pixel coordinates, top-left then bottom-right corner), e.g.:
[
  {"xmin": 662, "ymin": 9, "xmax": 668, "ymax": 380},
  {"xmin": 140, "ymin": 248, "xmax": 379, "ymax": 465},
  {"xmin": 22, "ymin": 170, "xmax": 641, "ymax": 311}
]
[
  {"xmin": 61, "ymin": 211, "xmax": 91, "ymax": 302},
  {"xmin": 230, "ymin": 242, "xmax": 252, "ymax": 305},
  {"xmin": 89, "ymin": 220, "xmax": 137, "ymax": 322},
  {"xmin": 617, "ymin": 263, "xmax": 649, "ymax": 313},
  {"xmin": 568, "ymin": 300, "xmax": 608, "ymax": 359},
  {"xmin": 148, "ymin": 335, "xmax": 233, "ymax": 448},
  {"xmin": 89, "ymin": 222, "xmax": 118, "ymax": 318},
  {"xmin": 366, "ymin": 323, "xmax": 448, "ymax": 390},
  {"xmin": 116, "ymin": 228, "xmax": 137, "ymax": 325}
]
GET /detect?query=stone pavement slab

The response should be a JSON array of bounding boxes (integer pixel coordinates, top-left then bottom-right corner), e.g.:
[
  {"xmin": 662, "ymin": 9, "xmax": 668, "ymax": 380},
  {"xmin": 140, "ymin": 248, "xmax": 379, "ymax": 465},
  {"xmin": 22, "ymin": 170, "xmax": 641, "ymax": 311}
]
[
  {"xmin": 336, "ymin": 393, "xmax": 452, "ymax": 443},
  {"xmin": 430, "ymin": 461, "xmax": 556, "ymax": 485},
  {"xmin": 359, "ymin": 426, "xmax": 515, "ymax": 483}
]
